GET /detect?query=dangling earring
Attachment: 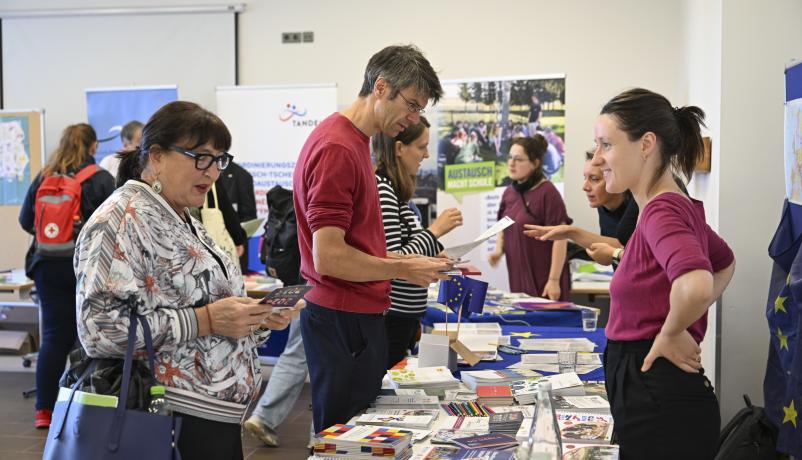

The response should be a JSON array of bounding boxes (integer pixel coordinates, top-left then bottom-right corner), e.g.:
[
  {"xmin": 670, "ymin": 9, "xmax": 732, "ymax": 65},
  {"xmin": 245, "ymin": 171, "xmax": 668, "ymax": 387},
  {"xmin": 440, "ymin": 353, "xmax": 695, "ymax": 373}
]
[{"xmin": 152, "ymin": 172, "xmax": 163, "ymax": 194}]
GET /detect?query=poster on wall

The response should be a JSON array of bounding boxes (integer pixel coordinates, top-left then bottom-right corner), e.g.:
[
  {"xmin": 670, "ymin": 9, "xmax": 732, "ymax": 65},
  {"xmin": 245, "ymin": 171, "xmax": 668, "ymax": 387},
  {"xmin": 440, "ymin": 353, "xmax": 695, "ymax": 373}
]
[
  {"xmin": 86, "ymin": 86, "xmax": 178, "ymax": 164},
  {"xmin": 430, "ymin": 75, "xmax": 566, "ymax": 290},
  {"xmin": 0, "ymin": 110, "xmax": 45, "ymax": 205},
  {"xmin": 215, "ymin": 84, "xmax": 338, "ymax": 220},
  {"xmin": 786, "ymin": 98, "xmax": 802, "ymax": 205}
]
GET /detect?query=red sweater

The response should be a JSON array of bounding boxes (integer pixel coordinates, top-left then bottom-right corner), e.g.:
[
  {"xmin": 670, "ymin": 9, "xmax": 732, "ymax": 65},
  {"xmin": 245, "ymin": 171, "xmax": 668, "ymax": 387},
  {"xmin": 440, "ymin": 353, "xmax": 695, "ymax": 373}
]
[
  {"xmin": 293, "ymin": 113, "xmax": 390, "ymax": 313},
  {"xmin": 607, "ymin": 193, "xmax": 734, "ymax": 343}
]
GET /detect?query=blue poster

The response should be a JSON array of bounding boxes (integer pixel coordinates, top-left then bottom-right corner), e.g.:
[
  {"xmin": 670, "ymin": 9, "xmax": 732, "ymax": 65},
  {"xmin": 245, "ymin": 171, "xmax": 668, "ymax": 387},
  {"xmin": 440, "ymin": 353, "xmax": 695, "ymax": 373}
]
[
  {"xmin": 0, "ymin": 115, "xmax": 32, "ymax": 205},
  {"xmin": 86, "ymin": 86, "xmax": 177, "ymax": 164}
]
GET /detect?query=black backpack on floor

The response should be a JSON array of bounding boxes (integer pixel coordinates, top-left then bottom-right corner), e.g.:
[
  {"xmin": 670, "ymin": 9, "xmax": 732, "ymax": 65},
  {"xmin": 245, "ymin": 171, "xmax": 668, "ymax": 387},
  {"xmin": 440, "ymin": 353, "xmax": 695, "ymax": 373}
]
[
  {"xmin": 714, "ymin": 395, "xmax": 781, "ymax": 460},
  {"xmin": 259, "ymin": 186, "xmax": 303, "ymax": 286}
]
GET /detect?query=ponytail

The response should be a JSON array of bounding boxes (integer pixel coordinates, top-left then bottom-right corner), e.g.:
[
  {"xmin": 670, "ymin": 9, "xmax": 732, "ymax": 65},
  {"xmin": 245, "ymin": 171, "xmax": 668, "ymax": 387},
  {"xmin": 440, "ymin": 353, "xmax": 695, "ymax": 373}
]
[
  {"xmin": 115, "ymin": 147, "xmax": 144, "ymax": 188},
  {"xmin": 673, "ymin": 106, "xmax": 706, "ymax": 180}
]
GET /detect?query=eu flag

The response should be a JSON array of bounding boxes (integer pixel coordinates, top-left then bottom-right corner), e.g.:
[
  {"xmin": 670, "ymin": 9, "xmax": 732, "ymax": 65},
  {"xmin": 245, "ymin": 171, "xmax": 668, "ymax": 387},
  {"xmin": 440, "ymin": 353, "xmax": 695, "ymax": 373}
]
[
  {"xmin": 437, "ymin": 276, "xmax": 488, "ymax": 318},
  {"xmin": 765, "ymin": 199, "xmax": 802, "ymax": 458}
]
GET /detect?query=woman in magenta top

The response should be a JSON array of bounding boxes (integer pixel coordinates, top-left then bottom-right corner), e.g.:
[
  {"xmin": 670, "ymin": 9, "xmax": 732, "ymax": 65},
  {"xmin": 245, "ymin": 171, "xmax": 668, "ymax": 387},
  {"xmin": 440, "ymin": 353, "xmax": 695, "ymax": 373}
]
[
  {"xmin": 488, "ymin": 135, "xmax": 571, "ymax": 300},
  {"xmin": 593, "ymin": 88, "xmax": 735, "ymax": 459}
]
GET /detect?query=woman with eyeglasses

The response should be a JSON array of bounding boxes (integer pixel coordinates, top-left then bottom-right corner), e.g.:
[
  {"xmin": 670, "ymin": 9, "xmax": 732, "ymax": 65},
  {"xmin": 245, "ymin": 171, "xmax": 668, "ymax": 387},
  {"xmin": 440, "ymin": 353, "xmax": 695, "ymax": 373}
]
[
  {"xmin": 488, "ymin": 135, "xmax": 572, "ymax": 300},
  {"xmin": 73, "ymin": 101, "xmax": 303, "ymax": 460}
]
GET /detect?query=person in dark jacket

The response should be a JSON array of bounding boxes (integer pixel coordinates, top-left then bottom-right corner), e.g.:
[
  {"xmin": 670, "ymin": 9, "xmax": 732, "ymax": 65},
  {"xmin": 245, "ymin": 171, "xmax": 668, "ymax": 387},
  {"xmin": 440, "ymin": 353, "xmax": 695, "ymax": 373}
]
[
  {"xmin": 216, "ymin": 161, "xmax": 257, "ymax": 272},
  {"xmin": 18, "ymin": 123, "xmax": 115, "ymax": 429}
]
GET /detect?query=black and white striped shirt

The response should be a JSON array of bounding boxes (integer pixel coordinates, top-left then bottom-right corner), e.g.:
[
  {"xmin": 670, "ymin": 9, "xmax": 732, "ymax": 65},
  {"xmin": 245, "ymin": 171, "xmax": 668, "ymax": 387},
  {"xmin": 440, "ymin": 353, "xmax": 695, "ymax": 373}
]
[{"xmin": 376, "ymin": 174, "xmax": 443, "ymax": 318}]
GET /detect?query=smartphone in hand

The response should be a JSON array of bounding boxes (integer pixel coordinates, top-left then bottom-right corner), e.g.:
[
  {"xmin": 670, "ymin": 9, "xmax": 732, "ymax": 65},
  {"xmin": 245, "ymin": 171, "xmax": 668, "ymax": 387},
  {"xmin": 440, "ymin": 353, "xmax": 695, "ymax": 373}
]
[{"xmin": 259, "ymin": 285, "xmax": 312, "ymax": 310}]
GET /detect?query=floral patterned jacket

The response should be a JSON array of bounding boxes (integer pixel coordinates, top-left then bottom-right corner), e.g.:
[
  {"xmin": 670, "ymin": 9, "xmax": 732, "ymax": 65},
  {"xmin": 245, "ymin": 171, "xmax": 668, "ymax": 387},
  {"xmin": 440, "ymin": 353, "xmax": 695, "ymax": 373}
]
[{"xmin": 74, "ymin": 180, "xmax": 270, "ymax": 423}]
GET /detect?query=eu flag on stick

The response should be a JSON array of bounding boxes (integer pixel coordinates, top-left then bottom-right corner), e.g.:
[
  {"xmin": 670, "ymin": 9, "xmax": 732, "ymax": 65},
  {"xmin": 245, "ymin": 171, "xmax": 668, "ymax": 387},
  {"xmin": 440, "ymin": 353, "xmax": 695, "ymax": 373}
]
[{"xmin": 437, "ymin": 276, "xmax": 488, "ymax": 318}]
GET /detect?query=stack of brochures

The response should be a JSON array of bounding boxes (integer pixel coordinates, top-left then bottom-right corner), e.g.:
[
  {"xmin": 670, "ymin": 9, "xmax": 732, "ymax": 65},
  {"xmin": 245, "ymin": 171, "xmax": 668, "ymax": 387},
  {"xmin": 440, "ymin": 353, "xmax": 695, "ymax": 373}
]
[
  {"xmin": 313, "ymin": 424, "xmax": 413, "ymax": 459},
  {"xmin": 387, "ymin": 366, "xmax": 461, "ymax": 391}
]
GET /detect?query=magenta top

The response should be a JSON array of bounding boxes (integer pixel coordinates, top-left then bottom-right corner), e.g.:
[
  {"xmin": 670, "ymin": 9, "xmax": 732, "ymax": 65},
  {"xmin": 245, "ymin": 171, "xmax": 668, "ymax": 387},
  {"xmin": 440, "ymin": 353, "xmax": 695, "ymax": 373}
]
[{"xmin": 606, "ymin": 192, "xmax": 734, "ymax": 343}]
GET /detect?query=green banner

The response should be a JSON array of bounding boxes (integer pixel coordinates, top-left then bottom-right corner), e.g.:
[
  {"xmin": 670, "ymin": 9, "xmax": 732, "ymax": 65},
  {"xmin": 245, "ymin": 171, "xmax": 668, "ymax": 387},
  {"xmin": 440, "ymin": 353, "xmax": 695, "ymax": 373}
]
[{"xmin": 444, "ymin": 161, "xmax": 496, "ymax": 194}]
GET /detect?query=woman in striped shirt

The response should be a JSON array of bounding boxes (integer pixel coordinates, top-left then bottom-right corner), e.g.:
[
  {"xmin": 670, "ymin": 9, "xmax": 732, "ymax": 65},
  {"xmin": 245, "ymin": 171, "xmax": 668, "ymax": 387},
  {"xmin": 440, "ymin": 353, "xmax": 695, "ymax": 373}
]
[{"xmin": 372, "ymin": 116, "xmax": 463, "ymax": 369}]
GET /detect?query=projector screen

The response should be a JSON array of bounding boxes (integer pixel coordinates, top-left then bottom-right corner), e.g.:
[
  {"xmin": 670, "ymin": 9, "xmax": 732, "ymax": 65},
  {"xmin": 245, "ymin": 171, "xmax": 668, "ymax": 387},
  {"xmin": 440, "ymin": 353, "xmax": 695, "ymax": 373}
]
[{"xmin": 2, "ymin": 8, "xmax": 237, "ymax": 154}]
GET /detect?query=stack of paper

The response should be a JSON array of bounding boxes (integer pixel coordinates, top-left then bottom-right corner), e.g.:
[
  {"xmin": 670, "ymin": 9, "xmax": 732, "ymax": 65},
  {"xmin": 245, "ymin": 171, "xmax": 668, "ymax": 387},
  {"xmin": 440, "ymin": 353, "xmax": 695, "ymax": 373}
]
[
  {"xmin": 510, "ymin": 373, "xmax": 585, "ymax": 405},
  {"xmin": 365, "ymin": 408, "xmax": 440, "ymax": 420},
  {"xmin": 460, "ymin": 369, "xmax": 542, "ymax": 391},
  {"xmin": 511, "ymin": 352, "xmax": 603, "ymax": 374},
  {"xmin": 355, "ymin": 413, "xmax": 436, "ymax": 430},
  {"xmin": 488, "ymin": 411, "xmax": 525, "ymax": 435},
  {"xmin": 451, "ymin": 432, "xmax": 519, "ymax": 450},
  {"xmin": 372, "ymin": 394, "xmax": 441, "ymax": 409},
  {"xmin": 387, "ymin": 366, "xmax": 461, "ymax": 390},
  {"xmin": 476, "ymin": 385, "xmax": 514, "ymax": 406},
  {"xmin": 510, "ymin": 379, "xmax": 539, "ymax": 405},
  {"xmin": 516, "ymin": 338, "xmax": 597, "ymax": 352},
  {"xmin": 313, "ymin": 424, "xmax": 413, "ymax": 459}
]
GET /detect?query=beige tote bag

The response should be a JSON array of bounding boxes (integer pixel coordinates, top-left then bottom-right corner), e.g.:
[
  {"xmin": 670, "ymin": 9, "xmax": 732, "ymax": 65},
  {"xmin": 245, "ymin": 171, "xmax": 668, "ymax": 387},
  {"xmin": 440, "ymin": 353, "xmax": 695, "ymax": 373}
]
[{"xmin": 200, "ymin": 183, "xmax": 238, "ymax": 263}]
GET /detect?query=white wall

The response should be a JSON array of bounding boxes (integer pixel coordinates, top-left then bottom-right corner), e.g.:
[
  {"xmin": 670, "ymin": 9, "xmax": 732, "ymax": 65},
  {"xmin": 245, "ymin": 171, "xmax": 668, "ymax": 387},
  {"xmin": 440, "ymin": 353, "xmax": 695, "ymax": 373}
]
[
  {"xmin": 717, "ymin": 0, "xmax": 802, "ymax": 423},
  {"xmin": 679, "ymin": 0, "xmax": 723, "ymax": 397}
]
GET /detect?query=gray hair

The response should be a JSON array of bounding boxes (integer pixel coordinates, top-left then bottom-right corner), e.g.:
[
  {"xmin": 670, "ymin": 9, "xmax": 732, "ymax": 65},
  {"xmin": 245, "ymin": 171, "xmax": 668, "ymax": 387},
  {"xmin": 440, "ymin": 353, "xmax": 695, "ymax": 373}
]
[{"xmin": 358, "ymin": 45, "xmax": 443, "ymax": 104}]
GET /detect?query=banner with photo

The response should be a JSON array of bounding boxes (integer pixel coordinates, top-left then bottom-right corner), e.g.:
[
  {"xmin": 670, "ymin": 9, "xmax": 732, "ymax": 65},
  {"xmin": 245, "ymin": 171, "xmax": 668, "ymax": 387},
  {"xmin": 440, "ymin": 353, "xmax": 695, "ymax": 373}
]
[
  {"xmin": 215, "ymin": 84, "xmax": 338, "ymax": 220},
  {"xmin": 86, "ymin": 86, "xmax": 178, "ymax": 164},
  {"xmin": 430, "ymin": 75, "xmax": 566, "ymax": 290}
]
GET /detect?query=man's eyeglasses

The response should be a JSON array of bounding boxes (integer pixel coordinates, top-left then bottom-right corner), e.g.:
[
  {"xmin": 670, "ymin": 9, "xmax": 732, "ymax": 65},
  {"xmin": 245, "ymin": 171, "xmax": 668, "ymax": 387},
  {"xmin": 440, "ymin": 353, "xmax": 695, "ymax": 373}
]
[
  {"xmin": 172, "ymin": 146, "xmax": 233, "ymax": 171},
  {"xmin": 397, "ymin": 91, "xmax": 426, "ymax": 114}
]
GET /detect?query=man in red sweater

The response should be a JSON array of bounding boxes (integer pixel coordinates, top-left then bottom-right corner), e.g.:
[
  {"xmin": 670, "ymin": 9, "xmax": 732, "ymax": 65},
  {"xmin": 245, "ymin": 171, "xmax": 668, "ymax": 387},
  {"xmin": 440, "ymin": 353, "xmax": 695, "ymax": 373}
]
[{"xmin": 293, "ymin": 45, "xmax": 452, "ymax": 432}]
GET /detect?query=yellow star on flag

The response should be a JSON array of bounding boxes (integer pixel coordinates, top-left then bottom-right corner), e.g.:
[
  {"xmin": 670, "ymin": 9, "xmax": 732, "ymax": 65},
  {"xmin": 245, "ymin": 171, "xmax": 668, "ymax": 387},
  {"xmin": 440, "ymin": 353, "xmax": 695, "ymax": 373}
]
[
  {"xmin": 783, "ymin": 400, "xmax": 798, "ymax": 428},
  {"xmin": 510, "ymin": 332, "xmax": 540, "ymax": 338},
  {"xmin": 777, "ymin": 327, "xmax": 790, "ymax": 351},
  {"xmin": 775, "ymin": 295, "xmax": 788, "ymax": 314}
]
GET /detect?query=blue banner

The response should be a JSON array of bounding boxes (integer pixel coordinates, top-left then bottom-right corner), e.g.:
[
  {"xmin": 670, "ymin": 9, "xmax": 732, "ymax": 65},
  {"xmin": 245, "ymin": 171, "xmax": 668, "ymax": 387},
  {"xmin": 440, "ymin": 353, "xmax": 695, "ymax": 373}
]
[{"xmin": 86, "ymin": 87, "xmax": 177, "ymax": 164}]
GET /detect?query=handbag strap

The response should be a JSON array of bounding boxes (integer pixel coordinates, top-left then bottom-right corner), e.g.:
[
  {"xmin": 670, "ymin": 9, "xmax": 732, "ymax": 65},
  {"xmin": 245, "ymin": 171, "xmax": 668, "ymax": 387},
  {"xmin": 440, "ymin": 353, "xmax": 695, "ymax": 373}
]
[
  {"xmin": 203, "ymin": 183, "xmax": 218, "ymax": 210},
  {"xmin": 107, "ymin": 313, "xmax": 156, "ymax": 452}
]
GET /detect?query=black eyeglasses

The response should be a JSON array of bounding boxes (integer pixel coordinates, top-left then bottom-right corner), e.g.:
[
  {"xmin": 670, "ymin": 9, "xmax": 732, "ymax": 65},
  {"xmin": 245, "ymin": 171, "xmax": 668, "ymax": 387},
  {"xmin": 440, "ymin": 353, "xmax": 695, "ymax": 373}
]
[
  {"xmin": 171, "ymin": 146, "xmax": 233, "ymax": 171},
  {"xmin": 397, "ymin": 91, "xmax": 426, "ymax": 114}
]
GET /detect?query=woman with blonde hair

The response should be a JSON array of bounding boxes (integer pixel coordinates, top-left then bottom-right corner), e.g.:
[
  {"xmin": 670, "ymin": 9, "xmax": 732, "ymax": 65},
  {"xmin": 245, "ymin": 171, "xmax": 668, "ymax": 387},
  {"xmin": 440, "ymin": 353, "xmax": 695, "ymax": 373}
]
[{"xmin": 18, "ymin": 123, "xmax": 115, "ymax": 428}]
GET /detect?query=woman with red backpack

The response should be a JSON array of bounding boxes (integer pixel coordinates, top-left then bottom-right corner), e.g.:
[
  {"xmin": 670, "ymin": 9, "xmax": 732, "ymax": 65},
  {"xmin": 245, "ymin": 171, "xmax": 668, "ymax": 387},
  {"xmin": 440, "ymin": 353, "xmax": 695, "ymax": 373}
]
[{"xmin": 18, "ymin": 123, "xmax": 115, "ymax": 429}]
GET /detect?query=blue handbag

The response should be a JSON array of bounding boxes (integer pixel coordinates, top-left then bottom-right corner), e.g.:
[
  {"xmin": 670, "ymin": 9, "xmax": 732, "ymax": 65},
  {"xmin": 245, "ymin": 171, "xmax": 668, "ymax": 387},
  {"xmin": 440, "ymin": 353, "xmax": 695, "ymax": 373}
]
[{"xmin": 43, "ymin": 314, "xmax": 182, "ymax": 459}]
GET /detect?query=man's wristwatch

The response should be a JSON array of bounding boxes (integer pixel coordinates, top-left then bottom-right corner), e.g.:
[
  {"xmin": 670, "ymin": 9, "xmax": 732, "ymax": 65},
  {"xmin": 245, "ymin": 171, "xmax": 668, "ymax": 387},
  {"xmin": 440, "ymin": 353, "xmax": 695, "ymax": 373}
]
[{"xmin": 612, "ymin": 248, "xmax": 624, "ymax": 264}]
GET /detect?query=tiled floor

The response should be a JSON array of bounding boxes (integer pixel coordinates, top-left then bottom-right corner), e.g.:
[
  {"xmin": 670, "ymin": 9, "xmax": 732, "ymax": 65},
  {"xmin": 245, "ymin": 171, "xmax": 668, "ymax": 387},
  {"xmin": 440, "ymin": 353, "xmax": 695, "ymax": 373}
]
[{"xmin": 0, "ymin": 371, "xmax": 313, "ymax": 460}]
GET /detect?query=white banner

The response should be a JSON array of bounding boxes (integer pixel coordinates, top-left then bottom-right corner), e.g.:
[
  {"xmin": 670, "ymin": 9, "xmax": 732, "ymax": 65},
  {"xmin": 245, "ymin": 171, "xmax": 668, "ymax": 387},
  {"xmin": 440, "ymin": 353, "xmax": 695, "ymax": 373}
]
[{"xmin": 216, "ymin": 84, "xmax": 338, "ymax": 218}]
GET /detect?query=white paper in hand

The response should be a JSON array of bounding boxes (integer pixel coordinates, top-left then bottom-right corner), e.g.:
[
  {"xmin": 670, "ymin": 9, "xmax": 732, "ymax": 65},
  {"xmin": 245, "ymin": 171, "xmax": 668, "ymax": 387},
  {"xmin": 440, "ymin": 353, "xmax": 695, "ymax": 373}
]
[{"xmin": 444, "ymin": 216, "xmax": 515, "ymax": 260}]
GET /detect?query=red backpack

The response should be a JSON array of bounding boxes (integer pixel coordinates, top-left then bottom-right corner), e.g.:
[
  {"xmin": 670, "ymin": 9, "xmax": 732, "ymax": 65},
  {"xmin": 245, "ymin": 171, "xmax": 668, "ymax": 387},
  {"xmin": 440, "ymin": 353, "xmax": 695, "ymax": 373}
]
[{"xmin": 34, "ymin": 164, "xmax": 98, "ymax": 256}]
